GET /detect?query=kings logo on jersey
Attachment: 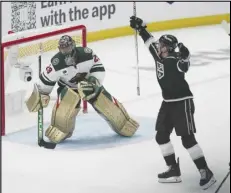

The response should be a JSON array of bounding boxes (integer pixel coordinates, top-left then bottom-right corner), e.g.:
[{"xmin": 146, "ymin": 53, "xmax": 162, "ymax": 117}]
[{"xmin": 156, "ymin": 61, "xmax": 164, "ymax": 79}]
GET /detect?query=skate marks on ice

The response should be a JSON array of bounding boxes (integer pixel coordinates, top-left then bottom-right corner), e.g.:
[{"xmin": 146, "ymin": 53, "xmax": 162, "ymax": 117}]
[{"xmin": 3, "ymin": 113, "xmax": 156, "ymax": 151}]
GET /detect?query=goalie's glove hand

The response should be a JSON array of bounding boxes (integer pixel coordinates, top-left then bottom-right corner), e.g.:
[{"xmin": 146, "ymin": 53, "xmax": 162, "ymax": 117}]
[
  {"xmin": 78, "ymin": 78, "xmax": 101, "ymax": 101},
  {"xmin": 130, "ymin": 16, "xmax": 147, "ymax": 32},
  {"xmin": 178, "ymin": 43, "xmax": 190, "ymax": 60}
]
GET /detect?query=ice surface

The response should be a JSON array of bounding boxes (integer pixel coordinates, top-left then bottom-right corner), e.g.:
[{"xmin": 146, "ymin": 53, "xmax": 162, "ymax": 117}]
[{"xmin": 2, "ymin": 25, "xmax": 230, "ymax": 193}]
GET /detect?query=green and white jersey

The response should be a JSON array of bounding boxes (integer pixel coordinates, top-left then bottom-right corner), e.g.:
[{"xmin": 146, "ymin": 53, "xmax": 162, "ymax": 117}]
[{"xmin": 37, "ymin": 46, "xmax": 105, "ymax": 94}]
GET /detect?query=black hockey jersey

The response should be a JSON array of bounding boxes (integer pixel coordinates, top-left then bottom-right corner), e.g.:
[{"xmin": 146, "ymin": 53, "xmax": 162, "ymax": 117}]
[{"xmin": 139, "ymin": 29, "xmax": 193, "ymax": 102}]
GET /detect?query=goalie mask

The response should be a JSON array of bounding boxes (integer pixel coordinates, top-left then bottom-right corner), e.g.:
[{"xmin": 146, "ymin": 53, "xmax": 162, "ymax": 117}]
[
  {"xmin": 58, "ymin": 35, "xmax": 76, "ymax": 55},
  {"xmin": 155, "ymin": 34, "xmax": 178, "ymax": 57}
]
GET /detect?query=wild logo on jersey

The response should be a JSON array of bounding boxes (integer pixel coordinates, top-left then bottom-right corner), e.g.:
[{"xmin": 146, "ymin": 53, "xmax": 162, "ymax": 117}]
[{"xmin": 156, "ymin": 61, "xmax": 164, "ymax": 79}]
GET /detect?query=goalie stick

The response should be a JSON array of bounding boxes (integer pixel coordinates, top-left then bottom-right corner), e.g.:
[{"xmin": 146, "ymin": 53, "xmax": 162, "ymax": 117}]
[
  {"xmin": 37, "ymin": 47, "xmax": 56, "ymax": 149},
  {"xmin": 37, "ymin": 104, "xmax": 56, "ymax": 149}
]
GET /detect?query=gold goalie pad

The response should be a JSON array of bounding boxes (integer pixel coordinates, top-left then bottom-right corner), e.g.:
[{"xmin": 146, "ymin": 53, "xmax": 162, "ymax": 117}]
[
  {"xmin": 26, "ymin": 84, "xmax": 50, "ymax": 112},
  {"xmin": 93, "ymin": 90, "xmax": 139, "ymax": 137},
  {"xmin": 45, "ymin": 87, "xmax": 81, "ymax": 144}
]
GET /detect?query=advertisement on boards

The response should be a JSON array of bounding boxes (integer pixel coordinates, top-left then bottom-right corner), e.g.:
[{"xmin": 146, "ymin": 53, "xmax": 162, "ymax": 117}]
[
  {"xmin": 36, "ymin": 2, "xmax": 131, "ymax": 32},
  {"xmin": 1, "ymin": 2, "xmax": 230, "ymax": 36}
]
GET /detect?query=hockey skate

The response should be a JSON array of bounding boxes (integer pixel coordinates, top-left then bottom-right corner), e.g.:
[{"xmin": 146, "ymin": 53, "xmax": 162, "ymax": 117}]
[
  {"xmin": 199, "ymin": 167, "xmax": 216, "ymax": 190},
  {"xmin": 158, "ymin": 158, "xmax": 182, "ymax": 183}
]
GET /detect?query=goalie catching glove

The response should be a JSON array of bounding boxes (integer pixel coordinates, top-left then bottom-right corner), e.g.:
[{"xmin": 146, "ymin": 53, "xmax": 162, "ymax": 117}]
[
  {"xmin": 26, "ymin": 84, "xmax": 50, "ymax": 112},
  {"xmin": 78, "ymin": 76, "xmax": 102, "ymax": 101}
]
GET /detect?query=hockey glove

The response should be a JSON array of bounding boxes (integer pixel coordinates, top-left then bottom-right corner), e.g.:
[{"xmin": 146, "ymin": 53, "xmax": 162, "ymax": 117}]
[
  {"xmin": 78, "ymin": 76, "xmax": 102, "ymax": 101},
  {"xmin": 130, "ymin": 16, "xmax": 147, "ymax": 32},
  {"xmin": 178, "ymin": 43, "xmax": 190, "ymax": 60}
]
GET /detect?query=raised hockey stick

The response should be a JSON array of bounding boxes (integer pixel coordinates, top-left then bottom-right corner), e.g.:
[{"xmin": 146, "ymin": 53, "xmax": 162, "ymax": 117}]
[
  {"xmin": 37, "ymin": 46, "xmax": 56, "ymax": 149},
  {"xmin": 133, "ymin": 1, "xmax": 140, "ymax": 96}
]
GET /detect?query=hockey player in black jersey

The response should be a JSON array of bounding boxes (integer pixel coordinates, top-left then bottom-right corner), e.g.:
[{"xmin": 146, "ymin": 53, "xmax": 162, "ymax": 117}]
[{"xmin": 130, "ymin": 16, "xmax": 216, "ymax": 190}]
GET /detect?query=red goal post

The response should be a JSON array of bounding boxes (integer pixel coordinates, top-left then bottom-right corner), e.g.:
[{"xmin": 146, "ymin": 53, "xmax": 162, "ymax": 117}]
[{"xmin": 1, "ymin": 24, "xmax": 88, "ymax": 136}]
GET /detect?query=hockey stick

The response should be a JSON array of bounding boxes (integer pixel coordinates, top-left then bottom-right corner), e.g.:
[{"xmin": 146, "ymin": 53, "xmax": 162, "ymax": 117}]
[
  {"xmin": 221, "ymin": 20, "xmax": 230, "ymax": 36},
  {"xmin": 37, "ymin": 47, "xmax": 56, "ymax": 149},
  {"xmin": 214, "ymin": 170, "xmax": 230, "ymax": 193},
  {"xmin": 133, "ymin": 1, "xmax": 140, "ymax": 96}
]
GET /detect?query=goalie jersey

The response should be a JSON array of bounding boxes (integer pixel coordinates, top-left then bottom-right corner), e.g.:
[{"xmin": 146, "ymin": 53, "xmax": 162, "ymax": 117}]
[{"xmin": 37, "ymin": 46, "xmax": 105, "ymax": 94}]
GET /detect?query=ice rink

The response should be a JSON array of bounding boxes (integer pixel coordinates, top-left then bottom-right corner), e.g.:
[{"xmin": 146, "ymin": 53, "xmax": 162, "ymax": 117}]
[{"xmin": 2, "ymin": 25, "xmax": 230, "ymax": 193}]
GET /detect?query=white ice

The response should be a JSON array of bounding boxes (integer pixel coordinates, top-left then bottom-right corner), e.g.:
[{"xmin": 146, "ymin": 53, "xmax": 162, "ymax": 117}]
[{"xmin": 2, "ymin": 25, "xmax": 230, "ymax": 193}]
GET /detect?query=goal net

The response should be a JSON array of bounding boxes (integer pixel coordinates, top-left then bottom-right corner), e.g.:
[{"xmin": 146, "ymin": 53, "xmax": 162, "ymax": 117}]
[{"xmin": 1, "ymin": 24, "xmax": 87, "ymax": 136}]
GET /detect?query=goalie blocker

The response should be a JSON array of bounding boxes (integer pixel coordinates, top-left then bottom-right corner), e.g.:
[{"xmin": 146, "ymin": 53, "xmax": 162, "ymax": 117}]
[{"xmin": 26, "ymin": 77, "xmax": 139, "ymax": 144}]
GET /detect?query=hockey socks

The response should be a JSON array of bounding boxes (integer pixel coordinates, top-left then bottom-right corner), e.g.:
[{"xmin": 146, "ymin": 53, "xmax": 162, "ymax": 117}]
[
  {"xmin": 159, "ymin": 141, "xmax": 177, "ymax": 166},
  {"xmin": 186, "ymin": 144, "xmax": 216, "ymax": 189},
  {"xmin": 187, "ymin": 144, "xmax": 207, "ymax": 170},
  {"xmin": 158, "ymin": 142, "xmax": 182, "ymax": 183}
]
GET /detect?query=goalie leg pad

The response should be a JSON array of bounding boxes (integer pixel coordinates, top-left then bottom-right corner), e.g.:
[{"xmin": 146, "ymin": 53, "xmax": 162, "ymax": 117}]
[
  {"xmin": 45, "ymin": 87, "xmax": 81, "ymax": 143},
  {"xmin": 26, "ymin": 84, "xmax": 50, "ymax": 112},
  {"xmin": 92, "ymin": 89, "xmax": 139, "ymax": 137}
]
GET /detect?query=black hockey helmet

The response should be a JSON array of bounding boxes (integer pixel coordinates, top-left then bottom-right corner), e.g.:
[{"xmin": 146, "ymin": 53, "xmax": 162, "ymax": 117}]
[
  {"xmin": 58, "ymin": 35, "xmax": 75, "ymax": 55},
  {"xmin": 158, "ymin": 34, "xmax": 178, "ymax": 52}
]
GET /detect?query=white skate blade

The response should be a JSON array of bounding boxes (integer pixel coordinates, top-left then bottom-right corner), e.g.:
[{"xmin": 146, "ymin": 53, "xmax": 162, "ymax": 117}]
[
  {"xmin": 158, "ymin": 176, "xmax": 182, "ymax": 183},
  {"xmin": 202, "ymin": 176, "xmax": 216, "ymax": 190}
]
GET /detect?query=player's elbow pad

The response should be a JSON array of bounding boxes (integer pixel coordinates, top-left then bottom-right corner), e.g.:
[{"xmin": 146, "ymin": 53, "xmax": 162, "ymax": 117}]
[
  {"xmin": 38, "ymin": 73, "xmax": 56, "ymax": 94},
  {"xmin": 177, "ymin": 61, "xmax": 190, "ymax": 73}
]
